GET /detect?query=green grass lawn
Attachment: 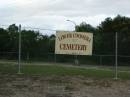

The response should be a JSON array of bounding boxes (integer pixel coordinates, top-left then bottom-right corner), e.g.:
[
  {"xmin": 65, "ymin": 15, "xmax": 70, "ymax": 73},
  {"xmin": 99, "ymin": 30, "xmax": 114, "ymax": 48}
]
[{"xmin": 0, "ymin": 62, "xmax": 130, "ymax": 79}]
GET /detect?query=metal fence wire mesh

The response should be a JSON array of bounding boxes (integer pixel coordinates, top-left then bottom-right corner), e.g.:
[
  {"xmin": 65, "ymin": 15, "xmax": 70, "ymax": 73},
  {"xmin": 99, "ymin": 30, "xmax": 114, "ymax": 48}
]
[{"xmin": 0, "ymin": 24, "xmax": 130, "ymax": 78}]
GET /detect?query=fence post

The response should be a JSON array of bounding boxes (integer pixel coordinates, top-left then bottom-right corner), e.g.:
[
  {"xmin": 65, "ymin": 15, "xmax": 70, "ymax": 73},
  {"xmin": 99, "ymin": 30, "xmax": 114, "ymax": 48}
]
[
  {"xmin": 115, "ymin": 32, "xmax": 118, "ymax": 79},
  {"xmin": 18, "ymin": 24, "xmax": 22, "ymax": 74}
]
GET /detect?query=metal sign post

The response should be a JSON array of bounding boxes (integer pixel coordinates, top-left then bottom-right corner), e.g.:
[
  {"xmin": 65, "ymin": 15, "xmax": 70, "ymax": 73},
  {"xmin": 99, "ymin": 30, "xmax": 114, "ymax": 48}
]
[{"xmin": 66, "ymin": 20, "xmax": 79, "ymax": 65}]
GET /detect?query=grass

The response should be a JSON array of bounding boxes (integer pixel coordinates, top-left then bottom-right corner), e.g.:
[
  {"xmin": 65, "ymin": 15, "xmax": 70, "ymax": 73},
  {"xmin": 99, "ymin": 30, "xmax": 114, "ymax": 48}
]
[{"xmin": 0, "ymin": 62, "xmax": 130, "ymax": 79}]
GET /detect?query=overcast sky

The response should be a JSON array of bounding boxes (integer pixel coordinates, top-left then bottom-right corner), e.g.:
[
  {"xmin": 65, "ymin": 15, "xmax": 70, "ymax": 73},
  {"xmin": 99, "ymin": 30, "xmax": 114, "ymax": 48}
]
[{"xmin": 0, "ymin": 0, "xmax": 130, "ymax": 34}]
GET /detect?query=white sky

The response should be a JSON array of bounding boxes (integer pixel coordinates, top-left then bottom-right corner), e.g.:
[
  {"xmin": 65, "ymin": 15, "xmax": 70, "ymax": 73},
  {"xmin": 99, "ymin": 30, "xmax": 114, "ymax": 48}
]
[{"xmin": 0, "ymin": 0, "xmax": 130, "ymax": 34}]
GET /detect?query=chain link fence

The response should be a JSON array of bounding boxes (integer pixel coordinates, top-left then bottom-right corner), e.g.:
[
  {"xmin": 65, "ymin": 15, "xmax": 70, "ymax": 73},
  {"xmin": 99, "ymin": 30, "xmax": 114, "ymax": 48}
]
[
  {"xmin": 0, "ymin": 24, "xmax": 130, "ymax": 78},
  {"xmin": 0, "ymin": 51, "xmax": 130, "ymax": 66}
]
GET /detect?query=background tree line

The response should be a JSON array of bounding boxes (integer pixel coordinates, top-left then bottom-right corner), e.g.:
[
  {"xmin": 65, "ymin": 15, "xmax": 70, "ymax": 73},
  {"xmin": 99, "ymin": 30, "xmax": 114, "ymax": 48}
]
[
  {"xmin": 0, "ymin": 15, "xmax": 130, "ymax": 65},
  {"xmin": 0, "ymin": 24, "xmax": 55, "ymax": 60}
]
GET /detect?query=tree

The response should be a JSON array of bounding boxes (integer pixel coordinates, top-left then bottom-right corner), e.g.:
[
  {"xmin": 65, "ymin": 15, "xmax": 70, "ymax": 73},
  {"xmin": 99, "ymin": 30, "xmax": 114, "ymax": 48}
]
[
  {"xmin": 21, "ymin": 30, "xmax": 40, "ymax": 59},
  {"xmin": 49, "ymin": 34, "xmax": 55, "ymax": 53},
  {"xmin": 98, "ymin": 15, "xmax": 130, "ymax": 55},
  {"xmin": 0, "ymin": 28, "xmax": 10, "ymax": 51},
  {"xmin": 76, "ymin": 22, "xmax": 96, "ymax": 32},
  {"xmin": 7, "ymin": 24, "xmax": 19, "ymax": 52}
]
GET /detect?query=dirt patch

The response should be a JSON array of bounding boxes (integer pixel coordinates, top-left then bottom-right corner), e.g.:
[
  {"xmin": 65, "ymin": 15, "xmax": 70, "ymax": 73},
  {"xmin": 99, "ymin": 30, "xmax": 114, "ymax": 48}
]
[{"xmin": 0, "ymin": 74, "xmax": 130, "ymax": 97}]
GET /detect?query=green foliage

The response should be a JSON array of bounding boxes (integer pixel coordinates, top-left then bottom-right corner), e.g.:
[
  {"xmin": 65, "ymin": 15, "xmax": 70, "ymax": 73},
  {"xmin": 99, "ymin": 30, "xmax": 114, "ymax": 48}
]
[
  {"xmin": 0, "ymin": 28, "xmax": 10, "ymax": 51},
  {"xmin": 98, "ymin": 15, "xmax": 130, "ymax": 55},
  {"xmin": 0, "ymin": 24, "xmax": 52, "ymax": 60},
  {"xmin": 76, "ymin": 22, "xmax": 96, "ymax": 32}
]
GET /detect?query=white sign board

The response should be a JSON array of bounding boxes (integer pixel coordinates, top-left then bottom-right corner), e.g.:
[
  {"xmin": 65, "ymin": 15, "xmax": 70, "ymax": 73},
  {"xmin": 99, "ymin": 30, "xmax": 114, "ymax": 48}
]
[{"xmin": 55, "ymin": 31, "xmax": 93, "ymax": 55}]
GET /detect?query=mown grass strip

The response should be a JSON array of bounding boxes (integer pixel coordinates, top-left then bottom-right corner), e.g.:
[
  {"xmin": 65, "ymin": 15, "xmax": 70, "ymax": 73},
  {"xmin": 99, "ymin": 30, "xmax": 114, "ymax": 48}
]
[{"xmin": 0, "ymin": 63, "xmax": 130, "ymax": 79}]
